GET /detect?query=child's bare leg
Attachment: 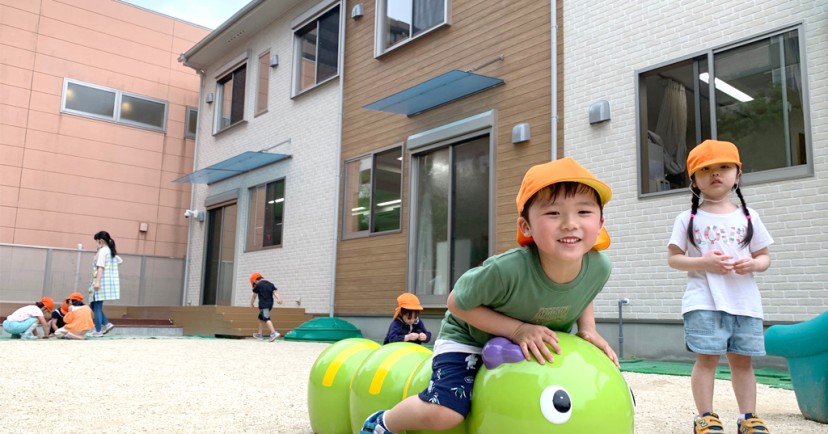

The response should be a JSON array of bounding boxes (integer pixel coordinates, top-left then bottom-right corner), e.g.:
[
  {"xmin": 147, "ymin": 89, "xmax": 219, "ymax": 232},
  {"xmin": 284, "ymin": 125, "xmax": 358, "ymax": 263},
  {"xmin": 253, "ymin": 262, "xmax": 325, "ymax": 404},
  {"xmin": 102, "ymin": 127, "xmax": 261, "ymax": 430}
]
[
  {"xmin": 691, "ymin": 353, "xmax": 719, "ymax": 414},
  {"xmin": 266, "ymin": 320, "xmax": 276, "ymax": 334},
  {"xmin": 383, "ymin": 396, "xmax": 464, "ymax": 432},
  {"xmin": 65, "ymin": 331, "xmax": 86, "ymax": 340},
  {"xmin": 726, "ymin": 353, "xmax": 756, "ymax": 414}
]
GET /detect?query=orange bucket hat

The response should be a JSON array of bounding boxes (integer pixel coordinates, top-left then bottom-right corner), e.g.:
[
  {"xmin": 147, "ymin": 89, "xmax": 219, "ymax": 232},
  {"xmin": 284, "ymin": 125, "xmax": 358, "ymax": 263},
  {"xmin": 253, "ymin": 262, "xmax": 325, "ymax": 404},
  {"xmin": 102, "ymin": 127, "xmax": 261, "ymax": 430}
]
[
  {"xmin": 249, "ymin": 272, "xmax": 263, "ymax": 286},
  {"xmin": 515, "ymin": 157, "xmax": 612, "ymax": 249},
  {"xmin": 40, "ymin": 296, "xmax": 54, "ymax": 311},
  {"xmin": 67, "ymin": 292, "xmax": 84, "ymax": 301},
  {"xmin": 394, "ymin": 293, "xmax": 423, "ymax": 319},
  {"xmin": 686, "ymin": 140, "xmax": 742, "ymax": 177}
]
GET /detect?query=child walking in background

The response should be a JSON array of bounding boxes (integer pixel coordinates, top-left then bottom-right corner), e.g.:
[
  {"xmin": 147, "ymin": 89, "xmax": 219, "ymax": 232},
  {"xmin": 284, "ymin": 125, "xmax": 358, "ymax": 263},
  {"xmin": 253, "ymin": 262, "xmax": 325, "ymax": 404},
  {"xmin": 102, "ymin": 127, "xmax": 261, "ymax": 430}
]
[
  {"xmin": 89, "ymin": 231, "xmax": 122, "ymax": 337},
  {"xmin": 249, "ymin": 272, "xmax": 283, "ymax": 342},
  {"xmin": 55, "ymin": 292, "xmax": 94, "ymax": 340},
  {"xmin": 2, "ymin": 297, "xmax": 54, "ymax": 340},
  {"xmin": 362, "ymin": 157, "xmax": 618, "ymax": 434},
  {"xmin": 667, "ymin": 140, "xmax": 773, "ymax": 434},
  {"xmin": 383, "ymin": 293, "xmax": 432, "ymax": 345}
]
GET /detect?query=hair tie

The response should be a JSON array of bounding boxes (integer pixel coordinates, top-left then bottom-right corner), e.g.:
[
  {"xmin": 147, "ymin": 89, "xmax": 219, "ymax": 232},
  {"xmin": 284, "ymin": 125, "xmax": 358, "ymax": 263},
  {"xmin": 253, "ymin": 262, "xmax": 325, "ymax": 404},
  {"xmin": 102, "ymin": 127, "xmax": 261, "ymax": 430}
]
[
  {"xmin": 689, "ymin": 214, "xmax": 695, "ymax": 219},
  {"xmin": 746, "ymin": 215, "xmax": 751, "ymax": 220}
]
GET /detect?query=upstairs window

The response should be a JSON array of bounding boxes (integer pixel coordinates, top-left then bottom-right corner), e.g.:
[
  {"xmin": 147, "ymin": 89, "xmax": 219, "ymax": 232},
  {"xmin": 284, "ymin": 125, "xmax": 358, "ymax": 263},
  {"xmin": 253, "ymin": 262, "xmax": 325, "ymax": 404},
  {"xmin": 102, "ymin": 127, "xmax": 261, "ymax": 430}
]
[
  {"xmin": 216, "ymin": 63, "xmax": 247, "ymax": 132},
  {"xmin": 293, "ymin": 5, "xmax": 340, "ymax": 96},
  {"xmin": 342, "ymin": 146, "xmax": 402, "ymax": 238},
  {"xmin": 185, "ymin": 107, "xmax": 198, "ymax": 139},
  {"xmin": 637, "ymin": 27, "xmax": 809, "ymax": 194},
  {"xmin": 247, "ymin": 179, "xmax": 286, "ymax": 250},
  {"xmin": 256, "ymin": 50, "xmax": 270, "ymax": 115},
  {"xmin": 61, "ymin": 79, "xmax": 167, "ymax": 131},
  {"xmin": 375, "ymin": 0, "xmax": 448, "ymax": 55}
]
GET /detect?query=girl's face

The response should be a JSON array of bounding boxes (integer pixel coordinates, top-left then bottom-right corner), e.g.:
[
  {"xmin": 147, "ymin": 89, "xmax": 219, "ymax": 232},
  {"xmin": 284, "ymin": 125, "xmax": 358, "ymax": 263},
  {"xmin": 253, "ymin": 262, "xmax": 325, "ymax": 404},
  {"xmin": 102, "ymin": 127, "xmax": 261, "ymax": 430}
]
[
  {"xmin": 518, "ymin": 190, "xmax": 604, "ymax": 266},
  {"xmin": 694, "ymin": 163, "xmax": 740, "ymax": 200},
  {"xmin": 95, "ymin": 238, "xmax": 104, "ymax": 249},
  {"xmin": 401, "ymin": 311, "xmax": 419, "ymax": 325}
]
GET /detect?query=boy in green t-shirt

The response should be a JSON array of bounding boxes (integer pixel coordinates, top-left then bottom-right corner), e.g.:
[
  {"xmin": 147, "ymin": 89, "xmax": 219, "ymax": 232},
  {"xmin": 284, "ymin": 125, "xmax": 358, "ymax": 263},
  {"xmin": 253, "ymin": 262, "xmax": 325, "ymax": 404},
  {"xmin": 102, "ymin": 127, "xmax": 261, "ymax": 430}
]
[{"xmin": 361, "ymin": 157, "xmax": 619, "ymax": 434}]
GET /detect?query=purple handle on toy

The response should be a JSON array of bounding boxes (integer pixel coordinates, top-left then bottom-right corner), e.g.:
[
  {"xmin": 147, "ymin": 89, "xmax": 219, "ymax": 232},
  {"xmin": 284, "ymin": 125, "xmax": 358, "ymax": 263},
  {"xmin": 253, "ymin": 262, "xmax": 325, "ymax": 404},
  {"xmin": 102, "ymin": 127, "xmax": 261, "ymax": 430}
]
[{"xmin": 482, "ymin": 337, "xmax": 525, "ymax": 369}]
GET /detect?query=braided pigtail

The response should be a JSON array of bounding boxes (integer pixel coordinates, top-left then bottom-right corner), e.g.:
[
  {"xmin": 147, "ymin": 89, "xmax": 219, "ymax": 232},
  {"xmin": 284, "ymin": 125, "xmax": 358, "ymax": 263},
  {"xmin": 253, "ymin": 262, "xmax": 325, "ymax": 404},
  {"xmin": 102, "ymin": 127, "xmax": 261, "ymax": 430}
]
[
  {"xmin": 734, "ymin": 185, "xmax": 753, "ymax": 248},
  {"xmin": 687, "ymin": 182, "xmax": 701, "ymax": 248}
]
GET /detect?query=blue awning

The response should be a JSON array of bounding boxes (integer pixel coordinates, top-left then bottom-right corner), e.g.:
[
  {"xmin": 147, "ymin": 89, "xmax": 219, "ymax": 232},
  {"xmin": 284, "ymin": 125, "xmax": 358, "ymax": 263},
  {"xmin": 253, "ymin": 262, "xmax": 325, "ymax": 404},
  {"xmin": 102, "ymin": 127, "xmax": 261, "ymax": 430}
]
[
  {"xmin": 363, "ymin": 70, "xmax": 504, "ymax": 116},
  {"xmin": 173, "ymin": 151, "xmax": 290, "ymax": 184}
]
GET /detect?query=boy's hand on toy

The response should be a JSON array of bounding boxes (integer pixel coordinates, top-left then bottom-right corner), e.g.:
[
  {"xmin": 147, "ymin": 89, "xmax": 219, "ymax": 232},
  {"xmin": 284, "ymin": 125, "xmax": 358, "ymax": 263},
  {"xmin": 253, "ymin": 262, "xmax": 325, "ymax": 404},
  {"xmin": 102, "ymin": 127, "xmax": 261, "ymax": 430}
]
[
  {"xmin": 577, "ymin": 330, "xmax": 620, "ymax": 368},
  {"xmin": 510, "ymin": 323, "xmax": 560, "ymax": 365},
  {"xmin": 418, "ymin": 333, "xmax": 427, "ymax": 341},
  {"xmin": 702, "ymin": 250, "xmax": 734, "ymax": 274}
]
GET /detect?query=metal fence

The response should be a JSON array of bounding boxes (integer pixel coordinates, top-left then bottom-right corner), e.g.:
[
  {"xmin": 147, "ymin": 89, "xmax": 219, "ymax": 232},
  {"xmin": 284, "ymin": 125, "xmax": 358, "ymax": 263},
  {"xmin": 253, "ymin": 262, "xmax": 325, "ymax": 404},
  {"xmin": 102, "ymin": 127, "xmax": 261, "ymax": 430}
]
[{"xmin": 0, "ymin": 244, "xmax": 185, "ymax": 306}]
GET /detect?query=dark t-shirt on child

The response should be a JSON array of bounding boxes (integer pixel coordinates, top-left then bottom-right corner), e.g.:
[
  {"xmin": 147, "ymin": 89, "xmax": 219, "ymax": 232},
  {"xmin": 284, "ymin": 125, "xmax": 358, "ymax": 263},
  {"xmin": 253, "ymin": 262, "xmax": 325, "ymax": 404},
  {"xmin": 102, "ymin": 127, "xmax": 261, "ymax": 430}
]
[{"xmin": 253, "ymin": 280, "xmax": 278, "ymax": 309}]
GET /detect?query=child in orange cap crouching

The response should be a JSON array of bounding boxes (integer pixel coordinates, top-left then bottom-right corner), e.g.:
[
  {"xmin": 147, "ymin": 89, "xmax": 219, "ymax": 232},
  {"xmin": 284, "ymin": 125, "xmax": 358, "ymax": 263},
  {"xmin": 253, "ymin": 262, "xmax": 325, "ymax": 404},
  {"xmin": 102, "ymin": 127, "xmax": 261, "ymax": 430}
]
[
  {"xmin": 54, "ymin": 292, "xmax": 95, "ymax": 340},
  {"xmin": 2, "ymin": 297, "xmax": 54, "ymax": 340},
  {"xmin": 362, "ymin": 157, "xmax": 618, "ymax": 434},
  {"xmin": 383, "ymin": 293, "xmax": 432, "ymax": 345}
]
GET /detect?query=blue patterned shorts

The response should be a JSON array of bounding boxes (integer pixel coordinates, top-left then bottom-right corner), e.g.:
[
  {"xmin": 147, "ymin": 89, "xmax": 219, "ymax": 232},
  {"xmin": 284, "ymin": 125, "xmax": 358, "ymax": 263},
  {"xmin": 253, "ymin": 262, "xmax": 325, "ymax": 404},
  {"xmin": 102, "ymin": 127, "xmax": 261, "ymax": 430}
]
[
  {"xmin": 418, "ymin": 352, "xmax": 482, "ymax": 417},
  {"xmin": 684, "ymin": 310, "xmax": 765, "ymax": 356}
]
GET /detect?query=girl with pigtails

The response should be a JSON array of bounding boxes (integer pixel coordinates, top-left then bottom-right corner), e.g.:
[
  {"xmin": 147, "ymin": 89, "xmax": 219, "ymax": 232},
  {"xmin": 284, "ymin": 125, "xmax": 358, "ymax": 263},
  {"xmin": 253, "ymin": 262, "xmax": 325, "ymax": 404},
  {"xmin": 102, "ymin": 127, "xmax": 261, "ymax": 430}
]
[
  {"xmin": 88, "ymin": 230, "xmax": 123, "ymax": 337},
  {"xmin": 667, "ymin": 140, "xmax": 774, "ymax": 434}
]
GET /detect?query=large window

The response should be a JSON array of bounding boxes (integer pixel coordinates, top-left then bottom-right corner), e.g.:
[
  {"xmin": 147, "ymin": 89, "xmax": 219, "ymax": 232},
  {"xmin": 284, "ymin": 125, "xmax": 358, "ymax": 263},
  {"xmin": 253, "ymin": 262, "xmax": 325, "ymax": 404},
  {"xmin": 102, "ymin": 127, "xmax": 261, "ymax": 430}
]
[
  {"xmin": 375, "ymin": 0, "xmax": 448, "ymax": 55},
  {"xmin": 342, "ymin": 147, "xmax": 402, "ymax": 238},
  {"xmin": 293, "ymin": 5, "xmax": 340, "ymax": 95},
  {"xmin": 410, "ymin": 134, "xmax": 490, "ymax": 305},
  {"xmin": 256, "ymin": 50, "xmax": 270, "ymax": 115},
  {"xmin": 247, "ymin": 179, "xmax": 285, "ymax": 250},
  {"xmin": 61, "ymin": 79, "xmax": 167, "ymax": 131},
  {"xmin": 638, "ymin": 27, "xmax": 808, "ymax": 194},
  {"xmin": 216, "ymin": 63, "xmax": 246, "ymax": 132}
]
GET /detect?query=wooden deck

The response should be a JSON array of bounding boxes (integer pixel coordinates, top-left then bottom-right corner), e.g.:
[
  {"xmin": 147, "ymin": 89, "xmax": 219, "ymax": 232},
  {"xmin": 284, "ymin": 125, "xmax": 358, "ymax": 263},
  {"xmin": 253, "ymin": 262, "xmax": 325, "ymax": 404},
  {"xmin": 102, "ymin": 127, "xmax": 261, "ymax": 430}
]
[{"xmin": 0, "ymin": 303, "xmax": 314, "ymax": 338}]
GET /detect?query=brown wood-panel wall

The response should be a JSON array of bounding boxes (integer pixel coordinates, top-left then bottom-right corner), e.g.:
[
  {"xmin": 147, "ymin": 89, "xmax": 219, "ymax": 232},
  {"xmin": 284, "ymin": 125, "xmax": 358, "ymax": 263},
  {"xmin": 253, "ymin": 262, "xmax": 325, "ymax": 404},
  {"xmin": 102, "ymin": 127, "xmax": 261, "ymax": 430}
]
[{"xmin": 335, "ymin": 0, "xmax": 562, "ymax": 315}]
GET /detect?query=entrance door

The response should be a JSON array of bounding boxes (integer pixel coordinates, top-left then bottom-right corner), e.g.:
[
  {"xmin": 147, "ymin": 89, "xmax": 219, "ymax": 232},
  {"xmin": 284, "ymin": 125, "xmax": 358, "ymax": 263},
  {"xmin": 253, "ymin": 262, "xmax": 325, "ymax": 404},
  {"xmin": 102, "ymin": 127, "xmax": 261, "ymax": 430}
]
[
  {"xmin": 202, "ymin": 203, "xmax": 237, "ymax": 305},
  {"xmin": 411, "ymin": 133, "xmax": 491, "ymax": 306}
]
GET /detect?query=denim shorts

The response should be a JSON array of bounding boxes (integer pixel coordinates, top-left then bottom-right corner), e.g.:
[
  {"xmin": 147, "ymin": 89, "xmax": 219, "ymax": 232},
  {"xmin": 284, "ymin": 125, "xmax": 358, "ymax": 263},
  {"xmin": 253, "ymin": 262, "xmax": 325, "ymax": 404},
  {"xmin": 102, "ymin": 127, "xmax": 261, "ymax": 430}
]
[
  {"xmin": 684, "ymin": 310, "xmax": 765, "ymax": 356},
  {"xmin": 257, "ymin": 308, "xmax": 271, "ymax": 322},
  {"xmin": 418, "ymin": 352, "xmax": 482, "ymax": 417}
]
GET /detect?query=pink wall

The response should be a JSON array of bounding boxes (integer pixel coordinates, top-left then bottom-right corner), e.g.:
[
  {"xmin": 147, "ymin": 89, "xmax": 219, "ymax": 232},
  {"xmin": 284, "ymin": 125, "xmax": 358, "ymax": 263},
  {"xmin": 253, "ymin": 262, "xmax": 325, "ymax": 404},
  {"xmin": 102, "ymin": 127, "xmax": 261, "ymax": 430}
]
[{"xmin": 0, "ymin": 0, "xmax": 209, "ymax": 257}]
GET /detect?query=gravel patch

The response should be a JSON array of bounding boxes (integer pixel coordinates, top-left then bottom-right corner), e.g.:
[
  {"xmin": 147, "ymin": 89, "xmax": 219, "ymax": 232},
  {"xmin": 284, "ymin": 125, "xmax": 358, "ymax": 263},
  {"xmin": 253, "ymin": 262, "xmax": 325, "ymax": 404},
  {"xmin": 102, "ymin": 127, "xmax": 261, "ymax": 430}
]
[{"xmin": 1, "ymin": 338, "xmax": 825, "ymax": 433}]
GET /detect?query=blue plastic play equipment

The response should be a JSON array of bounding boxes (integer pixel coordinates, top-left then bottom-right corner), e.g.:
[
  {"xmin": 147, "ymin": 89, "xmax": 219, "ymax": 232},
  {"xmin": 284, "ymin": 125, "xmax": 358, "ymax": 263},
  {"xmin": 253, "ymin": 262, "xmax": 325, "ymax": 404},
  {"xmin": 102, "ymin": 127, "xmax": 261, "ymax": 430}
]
[{"xmin": 765, "ymin": 310, "xmax": 828, "ymax": 424}]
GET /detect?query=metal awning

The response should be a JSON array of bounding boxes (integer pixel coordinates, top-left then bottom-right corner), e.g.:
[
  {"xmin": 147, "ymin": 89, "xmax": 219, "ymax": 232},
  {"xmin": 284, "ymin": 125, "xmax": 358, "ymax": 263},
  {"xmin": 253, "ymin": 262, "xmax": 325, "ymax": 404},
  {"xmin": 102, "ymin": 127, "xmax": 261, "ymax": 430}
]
[
  {"xmin": 363, "ymin": 70, "xmax": 504, "ymax": 116},
  {"xmin": 173, "ymin": 151, "xmax": 290, "ymax": 184}
]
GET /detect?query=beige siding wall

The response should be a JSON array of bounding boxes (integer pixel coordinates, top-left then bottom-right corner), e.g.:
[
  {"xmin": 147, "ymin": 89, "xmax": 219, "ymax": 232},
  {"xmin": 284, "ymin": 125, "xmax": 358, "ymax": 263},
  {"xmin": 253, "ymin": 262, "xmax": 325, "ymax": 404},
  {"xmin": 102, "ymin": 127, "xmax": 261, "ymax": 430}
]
[
  {"xmin": 336, "ymin": 0, "xmax": 559, "ymax": 315},
  {"xmin": 0, "ymin": 0, "xmax": 207, "ymax": 257}
]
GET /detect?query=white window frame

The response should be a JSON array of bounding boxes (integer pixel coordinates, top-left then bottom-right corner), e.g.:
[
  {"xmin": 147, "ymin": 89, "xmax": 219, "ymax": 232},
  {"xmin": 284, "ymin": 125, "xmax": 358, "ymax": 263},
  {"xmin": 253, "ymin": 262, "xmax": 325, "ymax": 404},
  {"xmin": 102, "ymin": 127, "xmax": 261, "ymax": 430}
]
[
  {"xmin": 374, "ymin": 0, "xmax": 451, "ymax": 57},
  {"xmin": 341, "ymin": 144, "xmax": 404, "ymax": 239},
  {"xmin": 246, "ymin": 178, "xmax": 286, "ymax": 251},
  {"xmin": 255, "ymin": 50, "xmax": 270, "ymax": 116},
  {"xmin": 291, "ymin": 1, "xmax": 341, "ymax": 97},
  {"xmin": 60, "ymin": 78, "xmax": 168, "ymax": 132},
  {"xmin": 635, "ymin": 25, "xmax": 812, "ymax": 197},
  {"xmin": 213, "ymin": 51, "xmax": 250, "ymax": 134}
]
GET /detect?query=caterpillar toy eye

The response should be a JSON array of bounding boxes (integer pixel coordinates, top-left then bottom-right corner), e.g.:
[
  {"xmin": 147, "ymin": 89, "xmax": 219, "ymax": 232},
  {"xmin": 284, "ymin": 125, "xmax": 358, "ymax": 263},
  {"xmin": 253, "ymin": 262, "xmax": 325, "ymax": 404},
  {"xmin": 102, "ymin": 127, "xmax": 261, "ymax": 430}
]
[{"xmin": 539, "ymin": 385, "xmax": 572, "ymax": 424}]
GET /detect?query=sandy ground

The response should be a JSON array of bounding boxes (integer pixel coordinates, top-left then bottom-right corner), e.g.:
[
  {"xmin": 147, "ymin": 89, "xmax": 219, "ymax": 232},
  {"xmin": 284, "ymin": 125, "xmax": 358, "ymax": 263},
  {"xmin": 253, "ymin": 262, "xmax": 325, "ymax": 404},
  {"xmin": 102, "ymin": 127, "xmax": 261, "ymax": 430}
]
[{"xmin": 1, "ymin": 338, "xmax": 826, "ymax": 433}]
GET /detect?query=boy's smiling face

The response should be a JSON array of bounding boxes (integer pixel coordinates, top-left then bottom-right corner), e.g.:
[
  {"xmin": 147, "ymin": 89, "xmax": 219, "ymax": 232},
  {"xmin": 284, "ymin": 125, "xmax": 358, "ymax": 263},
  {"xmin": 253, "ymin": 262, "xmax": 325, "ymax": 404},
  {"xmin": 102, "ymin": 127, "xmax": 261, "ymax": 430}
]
[{"xmin": 518, "ymin": 186, "xmax": 604, "ymax": 270}]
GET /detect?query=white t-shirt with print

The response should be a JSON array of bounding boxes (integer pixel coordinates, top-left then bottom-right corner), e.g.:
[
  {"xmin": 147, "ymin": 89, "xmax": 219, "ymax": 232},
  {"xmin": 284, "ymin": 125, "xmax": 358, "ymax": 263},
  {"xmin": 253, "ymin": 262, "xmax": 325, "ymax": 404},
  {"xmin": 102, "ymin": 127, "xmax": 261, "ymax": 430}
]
[
  {"xmin": 7, "ymin": 305, "xmax": 45, "ymax": 322},
  {"xmin": 668, "ymin": 207, "xmax": 773, "ymax": 319}
]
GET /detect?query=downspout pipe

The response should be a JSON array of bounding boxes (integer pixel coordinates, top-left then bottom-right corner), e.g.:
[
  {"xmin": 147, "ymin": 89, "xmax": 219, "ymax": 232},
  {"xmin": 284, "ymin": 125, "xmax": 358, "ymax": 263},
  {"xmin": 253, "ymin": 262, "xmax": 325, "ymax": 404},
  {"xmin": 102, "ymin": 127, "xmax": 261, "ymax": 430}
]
[
  {"xmin": 328, "ymin": 8, "xmax": 347, "ymax": 317},
  {"xmin": 551, "ymin": 0, "xmax": 558, "ymax": 161},
  {"xmin": 180, "ymin": 66, "xmax": 204, "ymax": 306}
]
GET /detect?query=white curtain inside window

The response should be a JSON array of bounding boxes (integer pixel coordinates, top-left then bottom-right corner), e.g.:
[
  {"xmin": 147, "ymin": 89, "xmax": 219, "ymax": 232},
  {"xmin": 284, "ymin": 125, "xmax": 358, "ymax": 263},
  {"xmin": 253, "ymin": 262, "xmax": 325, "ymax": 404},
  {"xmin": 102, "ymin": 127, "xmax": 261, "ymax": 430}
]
[
  {"xmin": 656, "ymin": 79, "xmax": 688, "ymax": 176},
  {"xmin": 412, "ymin": 0, "xmax": 444, "ymax": 35}
]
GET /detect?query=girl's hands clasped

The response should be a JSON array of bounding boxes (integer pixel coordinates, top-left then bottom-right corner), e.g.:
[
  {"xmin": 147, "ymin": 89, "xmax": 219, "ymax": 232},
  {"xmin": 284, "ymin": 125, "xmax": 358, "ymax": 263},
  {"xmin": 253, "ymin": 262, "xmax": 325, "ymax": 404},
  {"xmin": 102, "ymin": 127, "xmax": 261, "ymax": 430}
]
[{"xmin": 510, "ymin": 323, "xmax": 560, "ymax": 364}]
